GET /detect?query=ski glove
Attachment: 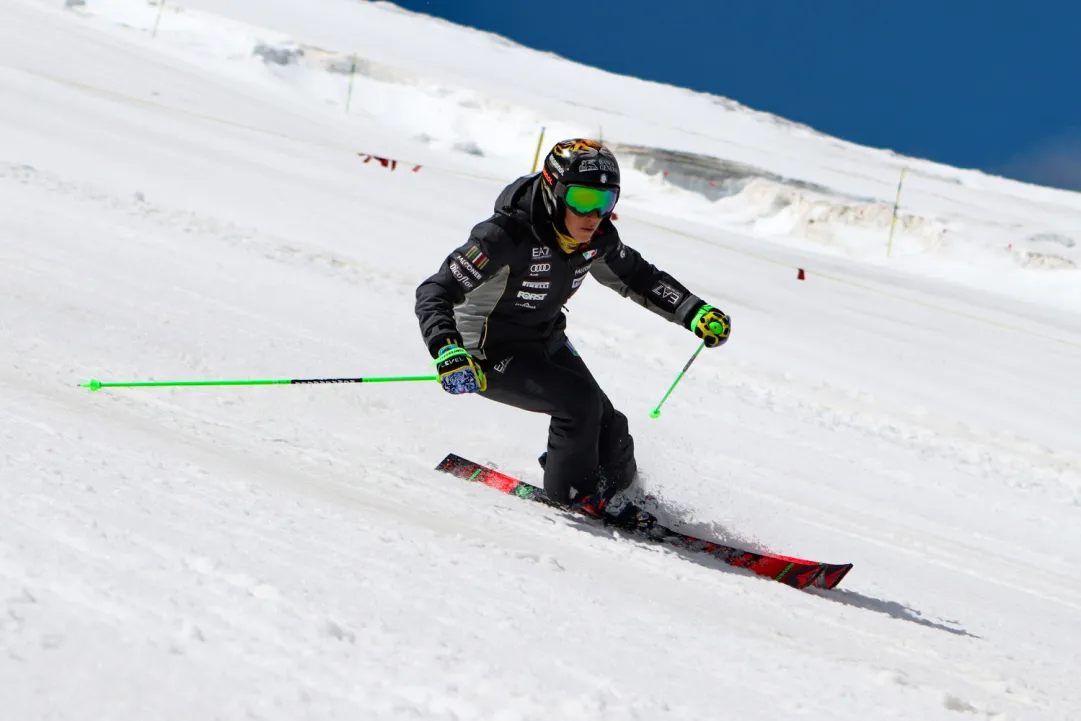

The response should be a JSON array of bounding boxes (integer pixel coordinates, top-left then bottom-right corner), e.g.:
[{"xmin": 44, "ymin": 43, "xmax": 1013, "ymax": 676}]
[
  {"xmin": 435, "ymin": 341, "xmax": 487, "ymax": 394},
  {"xmin": 687, "ymin": 303, "xmax": 731, "ymax": 348}
]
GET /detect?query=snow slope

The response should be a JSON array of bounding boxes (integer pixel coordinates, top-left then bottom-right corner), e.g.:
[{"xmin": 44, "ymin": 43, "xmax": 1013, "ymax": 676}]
[{"xmin": 2, "ymin": 1, "xmax": 1080, "ymax": 719}]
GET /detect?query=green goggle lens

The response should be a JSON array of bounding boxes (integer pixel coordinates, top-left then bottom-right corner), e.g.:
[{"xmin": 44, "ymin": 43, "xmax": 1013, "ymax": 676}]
[{"xmin": 563, "ymin": 185, "xmax": 619, "ymax": 216}]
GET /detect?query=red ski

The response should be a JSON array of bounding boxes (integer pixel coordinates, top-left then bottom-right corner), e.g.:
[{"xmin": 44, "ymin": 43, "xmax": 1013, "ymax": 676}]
[{"xmin": 436, "ymin": 453, "xmax": 852, "ymax": 591}]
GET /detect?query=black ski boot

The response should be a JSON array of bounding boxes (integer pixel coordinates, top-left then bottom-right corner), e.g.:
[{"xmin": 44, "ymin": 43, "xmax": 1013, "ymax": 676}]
[
  {"xmin": 574, "ymin": 467, "xmax": 655, "ymax": 532},
  {"xmin": 539, "ymin": 452, "xmax": 653, "ymax": 530}
]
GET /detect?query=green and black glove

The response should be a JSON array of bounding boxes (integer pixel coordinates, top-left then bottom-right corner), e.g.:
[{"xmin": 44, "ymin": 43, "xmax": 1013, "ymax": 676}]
[
  {"xmin": 687, "ymin": 303, "xmax": 731, "ymax": 348},
  {"xmin": 433, "ymin": 339, "xmax": 487, "ymax": 394}
]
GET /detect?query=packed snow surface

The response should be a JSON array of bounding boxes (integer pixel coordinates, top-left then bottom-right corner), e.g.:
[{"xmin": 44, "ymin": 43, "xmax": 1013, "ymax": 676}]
[{"xmin": 2, "ymin": 1, "xmax": 1080, "ymax": 719}]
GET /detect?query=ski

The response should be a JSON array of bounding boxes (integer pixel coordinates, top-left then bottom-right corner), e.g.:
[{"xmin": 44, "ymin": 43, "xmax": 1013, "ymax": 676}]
[{"xmin": 436, "ymin": 453, "xmax": 853, "ymax": 591}]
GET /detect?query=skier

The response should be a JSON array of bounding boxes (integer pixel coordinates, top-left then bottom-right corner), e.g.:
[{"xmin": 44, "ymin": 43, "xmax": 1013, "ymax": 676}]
[{"xmin": 415, "ymin": 139, "xmax": 730, "ymax": 523}]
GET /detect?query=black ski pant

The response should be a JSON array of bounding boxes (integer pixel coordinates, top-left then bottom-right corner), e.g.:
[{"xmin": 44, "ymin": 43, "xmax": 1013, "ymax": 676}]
[{"xmin": 479, "ymin": 340, "xmax": 636, "ymax": 505}]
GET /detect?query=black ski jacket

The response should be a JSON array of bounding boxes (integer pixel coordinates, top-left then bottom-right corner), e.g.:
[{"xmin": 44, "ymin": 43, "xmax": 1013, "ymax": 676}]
[{"xmin": 415, "ymin": 174, "xmax": 704, "ymax": 360}]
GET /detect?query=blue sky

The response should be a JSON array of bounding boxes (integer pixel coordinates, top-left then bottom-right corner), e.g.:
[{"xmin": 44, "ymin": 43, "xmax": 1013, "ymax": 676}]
[{"xmin": 393, "ymin": 1, "xmax": 1081, "ymax": 192}]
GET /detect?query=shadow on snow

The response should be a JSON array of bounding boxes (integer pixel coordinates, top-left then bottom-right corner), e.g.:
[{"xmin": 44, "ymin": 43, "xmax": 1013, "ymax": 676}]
[{"xmin": 560, "ymin": 502, "xmax": 980, "ymax": 640}]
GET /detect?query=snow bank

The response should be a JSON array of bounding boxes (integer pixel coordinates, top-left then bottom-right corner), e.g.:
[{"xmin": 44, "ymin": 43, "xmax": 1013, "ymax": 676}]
[
  {"xmin": 60, "ymin": 0, "xmax": 1081, "ymax": 299},
  {"xmin": 616, "ymin": 143, "xmax": 1081, "ymax": 276}
]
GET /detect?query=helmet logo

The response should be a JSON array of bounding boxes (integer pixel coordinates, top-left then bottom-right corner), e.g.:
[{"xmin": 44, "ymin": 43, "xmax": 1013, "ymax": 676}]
[
  {"xmin": 578, "ymin": 157, "xmax": 619, "ymax": 174},
  {"xmin": 600, "ymin": 173, "xmax": 608, "ymax": 184}
]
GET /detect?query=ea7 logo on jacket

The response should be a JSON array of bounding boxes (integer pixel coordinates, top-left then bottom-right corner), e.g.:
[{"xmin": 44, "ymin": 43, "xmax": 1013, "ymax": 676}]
[
  {"xmin": 532, "ymin": 246, "xmax": 552, "ymax": 259},
  {"xmin": 652, "ymin": 281, "xmax": 683, "ymax": 306},
  {"xmin": 517, "ymin": 290, "xmax": 547, "ymax": 301}
]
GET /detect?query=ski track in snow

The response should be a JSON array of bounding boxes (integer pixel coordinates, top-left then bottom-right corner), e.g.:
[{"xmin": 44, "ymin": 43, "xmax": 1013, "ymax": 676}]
[{"xmin": 3, "ymin": 0, "xmax": 1081, "ymax": 719}]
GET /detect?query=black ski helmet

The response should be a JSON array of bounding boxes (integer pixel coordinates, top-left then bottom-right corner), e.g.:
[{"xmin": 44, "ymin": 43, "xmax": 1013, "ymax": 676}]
[{"xmin": 540, "ymin": 139, "xmax": 621, "ymax": 222}]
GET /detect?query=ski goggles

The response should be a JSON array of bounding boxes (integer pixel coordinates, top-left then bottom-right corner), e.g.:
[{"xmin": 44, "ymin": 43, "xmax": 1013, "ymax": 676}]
[{"xmin": 561, "ymin": 184, "xmax": 619, "ymax": 217}]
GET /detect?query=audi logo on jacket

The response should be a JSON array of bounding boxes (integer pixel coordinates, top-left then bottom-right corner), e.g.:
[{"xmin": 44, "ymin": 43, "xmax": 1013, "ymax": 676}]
[{"xmin": 415, "ymin": 173, "xmax": 704, "ymax": 360}]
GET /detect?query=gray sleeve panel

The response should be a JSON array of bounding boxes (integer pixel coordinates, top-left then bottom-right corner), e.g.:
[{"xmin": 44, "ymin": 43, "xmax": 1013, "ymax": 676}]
[
  {"xmin": 454, "ymin": 265, "xmax": 511, "ymax": 359},
  {"xmin": 415, "ymin": 218, "xmax": 521, "ymax": 357},
  {"xmin": 589, "ymin": 256, "xmax": 645, "ymax": 303},
  {"xmin": 590, "ymin": 256, "xmax": 703, "ymax": 327}
]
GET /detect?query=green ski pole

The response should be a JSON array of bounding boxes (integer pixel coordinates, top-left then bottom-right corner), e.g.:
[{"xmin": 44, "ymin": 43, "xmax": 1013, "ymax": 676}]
[
  {"xmin": 649, "ymin": 341, "xmax": 707, "ymax": 419},
  {"xmin": 81, "ymin": 375, "xmax": 438, "ymax": 391}
]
